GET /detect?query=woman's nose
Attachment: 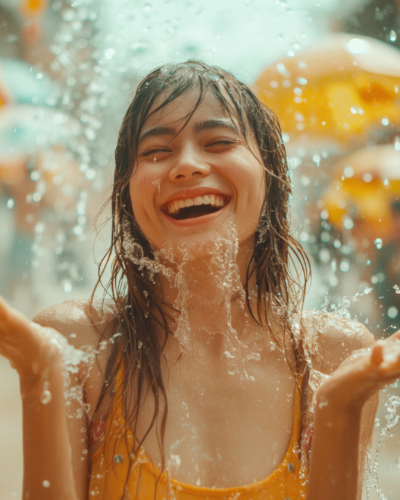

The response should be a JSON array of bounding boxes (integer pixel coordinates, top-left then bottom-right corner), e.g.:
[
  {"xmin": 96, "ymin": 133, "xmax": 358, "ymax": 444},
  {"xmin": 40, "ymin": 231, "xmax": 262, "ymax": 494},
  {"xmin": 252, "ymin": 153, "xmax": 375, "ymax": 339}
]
[{"xmin": 169, "ymin": 145, "xmax": 211, "ymax": 181}]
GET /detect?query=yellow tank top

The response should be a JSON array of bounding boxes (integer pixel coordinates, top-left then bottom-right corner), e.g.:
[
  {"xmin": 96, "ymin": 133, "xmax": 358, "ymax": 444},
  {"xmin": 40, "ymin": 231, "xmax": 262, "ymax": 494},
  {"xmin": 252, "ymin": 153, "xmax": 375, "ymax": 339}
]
[{"xmin": 89, "ymin": 365, "xmax": 307, "ymax": 500}]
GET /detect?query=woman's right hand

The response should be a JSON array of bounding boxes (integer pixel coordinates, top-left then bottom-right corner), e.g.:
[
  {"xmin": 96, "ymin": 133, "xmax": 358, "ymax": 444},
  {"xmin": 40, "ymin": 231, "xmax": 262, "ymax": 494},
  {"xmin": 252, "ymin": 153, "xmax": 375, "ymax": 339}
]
[{"xmin": 0, "ymin": 296, "xmax": 62, "ymax": 388}]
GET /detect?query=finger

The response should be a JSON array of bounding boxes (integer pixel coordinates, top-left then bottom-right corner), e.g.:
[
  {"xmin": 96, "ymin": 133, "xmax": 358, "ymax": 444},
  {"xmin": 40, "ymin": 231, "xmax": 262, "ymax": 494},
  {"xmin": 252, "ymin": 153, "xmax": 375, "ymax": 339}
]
[
  {"xmin": 0, "ymin": 295, "xmax": 12, "ymax": 322},
  {"xmin": 371, "ymin": 341, "xmax": 384, "ymax": 366},
  {"xmin": 385, "ymin": 330, "xmax": 400, "ymax": 343},
  {"xmin": 0, "ymin": 300, "xmax": 38, "ymax": 339}
]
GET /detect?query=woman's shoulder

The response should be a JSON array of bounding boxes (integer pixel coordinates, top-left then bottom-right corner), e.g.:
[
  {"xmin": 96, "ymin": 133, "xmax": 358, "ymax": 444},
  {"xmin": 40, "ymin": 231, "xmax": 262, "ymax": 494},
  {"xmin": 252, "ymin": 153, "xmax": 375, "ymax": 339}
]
[
  {"xmin": 302, "ymin": 309, "xmax": 375, "ymax": 375},
  {"xmin": 33, "ymin": 298, "xmax": 117, "ymax": 350}
]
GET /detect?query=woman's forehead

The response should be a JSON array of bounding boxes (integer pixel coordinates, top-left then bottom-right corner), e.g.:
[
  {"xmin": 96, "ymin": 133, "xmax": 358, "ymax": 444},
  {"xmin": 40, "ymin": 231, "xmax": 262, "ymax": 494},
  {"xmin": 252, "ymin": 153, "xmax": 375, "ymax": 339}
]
[{"xmin": 143, "ymin": 88, "xmax": 238, "ymax": 131}]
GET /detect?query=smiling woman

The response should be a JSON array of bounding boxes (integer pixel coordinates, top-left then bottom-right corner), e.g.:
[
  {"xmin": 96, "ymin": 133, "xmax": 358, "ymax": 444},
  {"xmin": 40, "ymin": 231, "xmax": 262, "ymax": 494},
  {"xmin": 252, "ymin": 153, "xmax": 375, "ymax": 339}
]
[{"xmin": 1, "ymin": 60, "xmax": 400, "ymax": 500}]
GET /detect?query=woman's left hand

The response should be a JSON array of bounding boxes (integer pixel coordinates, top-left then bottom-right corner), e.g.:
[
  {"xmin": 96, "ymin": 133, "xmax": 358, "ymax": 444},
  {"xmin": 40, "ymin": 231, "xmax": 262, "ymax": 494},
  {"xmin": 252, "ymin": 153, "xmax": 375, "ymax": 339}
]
[{"xmin": 318, "ymin": 330, "xmax": 400, "ymax": 411}]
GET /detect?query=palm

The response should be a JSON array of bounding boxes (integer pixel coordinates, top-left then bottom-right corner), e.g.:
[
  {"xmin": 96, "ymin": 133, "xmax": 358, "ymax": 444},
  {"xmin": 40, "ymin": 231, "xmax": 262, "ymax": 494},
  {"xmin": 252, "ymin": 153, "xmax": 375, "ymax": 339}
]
[
  {"xmin": 320, "ymin": 331, "xmax": 400, "ymax": 409},
  {"xmin": 0, "ymin": 296, "xmax": 58, "ymax": 380}
]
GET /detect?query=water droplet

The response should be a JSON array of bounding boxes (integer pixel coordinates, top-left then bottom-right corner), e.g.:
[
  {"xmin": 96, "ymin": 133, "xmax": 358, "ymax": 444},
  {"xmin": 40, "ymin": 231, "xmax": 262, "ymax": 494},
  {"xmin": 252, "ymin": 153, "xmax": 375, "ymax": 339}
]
[
  {"xmin": 347, "ymin": 38, "xmax": 370, "ymax": 54},
  {"xmin": 6, "ymin": 198, "xmax": 14, "ymax": 209},
  {"xmin": 171, "ymin": 454, "xmax": 181, "ymax": 469},
  {"xmin": 389, "ymin": 30, "xmax": 397, "ymax": 42},
  {"xmin": 363, "ymin": 173, "xmax": 373, "ymax": 182},
  {"xmin": 276, "ymin": 62, "xmax": 290, "ymax": 77},
  {"xmin": 343, "ymin": 166, "xmax": 354, "ymax": 178},
  {"xmin": 388, "ymin": 307, "xmax": 399, "ymax": 319},
  {"xmin": 104, "ymin": 48, "xmax": 116, "ymax": 60},
  {"xmin": 41, "ymin": 389, "xmax": 52, "ymax": 405},
  {"xmin": 339, "ymin": 261, "xmax": 350, "ymax": 272},
  {"xmin": 374, "ymin": 238, "xmax": 383, "ymax": 250},
  {"xmin": 320, "ymin": 210, "xmax": 329, "ymax": 220},
  {"xmin": 247, "ymin": 352, "xmax": 261, "ymax": 362},
  {"xmin": 131, "ymin": 242, "xmax": 144, "ymax": 262},
  {"xmin": 42, "ymin": 480, "xmax": 50, "ymax": 488},
  {"xmin": 343, "ymin": 217, "xmax": 354, "ymax": 230},
  {"xmin": 86, "ymin": 169, "xmax": 96, "ymax": 180},
  {"xmin": 319, "ymin": 248, "xmax": 330, "ymax": 263},
  {"xmin": 381, "ymin": 117, "xmax": 389, "ymax": 127},
  {"xmin": 114, "ymin": 454, "xmax": 124, "ymax": 464}
]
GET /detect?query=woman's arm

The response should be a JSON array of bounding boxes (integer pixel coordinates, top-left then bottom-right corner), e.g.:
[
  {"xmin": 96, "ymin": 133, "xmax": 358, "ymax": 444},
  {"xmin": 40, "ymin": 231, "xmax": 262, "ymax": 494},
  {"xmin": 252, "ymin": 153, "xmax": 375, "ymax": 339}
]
[
  {"xmin": 20, "ymin": 353, "xmax": 83, "ymax": 500},
  {"xmin": 306, "ymin": 333, "xmax": 400, "ymax": 500},
  {"xmin": 0, "ymin": 297, "xmax": 91, "ymax": 500}
]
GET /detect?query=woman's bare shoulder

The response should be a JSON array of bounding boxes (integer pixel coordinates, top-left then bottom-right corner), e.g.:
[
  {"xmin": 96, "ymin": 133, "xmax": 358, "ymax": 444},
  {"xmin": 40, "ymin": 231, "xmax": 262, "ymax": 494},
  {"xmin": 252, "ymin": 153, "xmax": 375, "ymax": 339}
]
[
  {"xmin": 302, "ymin": 309, "xmax": 375, "ymax": 374},
  {"xmin": 32, "ymin": 298, "xmax": 117, "ymax": 350}
]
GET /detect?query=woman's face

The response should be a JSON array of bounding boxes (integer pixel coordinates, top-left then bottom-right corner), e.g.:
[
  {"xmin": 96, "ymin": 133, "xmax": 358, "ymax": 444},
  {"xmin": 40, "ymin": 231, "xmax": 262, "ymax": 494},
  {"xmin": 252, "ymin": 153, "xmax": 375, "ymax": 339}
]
[{"xmin": 129, "ymin": 89, "xmax": 266, "ymax": 257}]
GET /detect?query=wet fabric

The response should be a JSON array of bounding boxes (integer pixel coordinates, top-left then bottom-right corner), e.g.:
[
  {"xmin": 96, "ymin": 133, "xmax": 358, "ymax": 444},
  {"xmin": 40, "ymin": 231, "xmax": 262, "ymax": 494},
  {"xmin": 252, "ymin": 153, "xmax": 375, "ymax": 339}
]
[{"xmin": 89, "ymin": 365, "xmax": 307, "ymax": 500}]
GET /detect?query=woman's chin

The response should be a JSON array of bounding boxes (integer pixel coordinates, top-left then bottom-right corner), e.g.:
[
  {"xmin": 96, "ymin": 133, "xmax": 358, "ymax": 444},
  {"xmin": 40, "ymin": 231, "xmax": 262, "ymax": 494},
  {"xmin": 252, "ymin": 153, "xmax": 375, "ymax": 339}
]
[{"xmin": 156, "ymin": 229, "xmax": 240, "ymax": 264}]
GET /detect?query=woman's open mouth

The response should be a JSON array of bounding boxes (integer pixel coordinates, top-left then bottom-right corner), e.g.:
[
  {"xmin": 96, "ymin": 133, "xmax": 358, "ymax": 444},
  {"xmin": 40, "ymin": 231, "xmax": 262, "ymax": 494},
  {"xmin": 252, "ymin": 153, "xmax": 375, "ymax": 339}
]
[{"xmin": 162, "ymin": 194, "xmax": 229, "ymax": 221}]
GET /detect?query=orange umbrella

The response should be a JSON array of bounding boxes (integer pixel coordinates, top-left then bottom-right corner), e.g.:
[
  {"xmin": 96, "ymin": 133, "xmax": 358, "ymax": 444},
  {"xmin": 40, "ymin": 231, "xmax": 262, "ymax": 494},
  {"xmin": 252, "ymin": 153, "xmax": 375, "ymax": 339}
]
[
  {"xmin": 323, "ymin": 143, "xmax": 400, "ymax": 242},
  {"xmin": 255, "ymin": 34, "xmax": 400, "ymax": 147}
]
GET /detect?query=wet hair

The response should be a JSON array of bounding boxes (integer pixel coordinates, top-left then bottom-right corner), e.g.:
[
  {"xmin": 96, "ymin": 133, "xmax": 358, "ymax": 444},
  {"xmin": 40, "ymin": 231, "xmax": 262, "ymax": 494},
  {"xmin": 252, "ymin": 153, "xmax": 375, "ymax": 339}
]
[{"xmin": 91, "ymin": 60, "xmax": 311, "ymax": 496}]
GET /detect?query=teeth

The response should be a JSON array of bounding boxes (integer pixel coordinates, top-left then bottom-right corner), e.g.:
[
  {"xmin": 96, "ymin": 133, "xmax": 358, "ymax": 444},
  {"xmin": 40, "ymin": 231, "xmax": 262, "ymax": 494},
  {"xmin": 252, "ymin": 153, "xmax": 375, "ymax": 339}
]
[{"xmin": 166, "ymin": 194, "xmax": 226, "ymax": 215}]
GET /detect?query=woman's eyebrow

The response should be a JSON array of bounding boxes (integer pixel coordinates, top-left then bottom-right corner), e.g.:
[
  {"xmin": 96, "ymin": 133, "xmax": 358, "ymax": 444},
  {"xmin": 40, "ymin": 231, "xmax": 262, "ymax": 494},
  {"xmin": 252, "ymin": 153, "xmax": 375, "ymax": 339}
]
[
  {"xmin": 138, "ymin": 126, "xmax": 175, "ymax": 146},
  {"xmin": 194, "ymin": 119, "xmax": 239, "ymax": 134}
]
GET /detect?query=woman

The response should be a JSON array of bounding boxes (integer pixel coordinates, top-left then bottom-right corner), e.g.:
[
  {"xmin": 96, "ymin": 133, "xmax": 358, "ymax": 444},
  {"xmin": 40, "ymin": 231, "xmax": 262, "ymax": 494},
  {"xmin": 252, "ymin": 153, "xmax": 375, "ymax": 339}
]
[{"xmin": 1, "ymin": 60, "xmax": 400, "ymax": 500}]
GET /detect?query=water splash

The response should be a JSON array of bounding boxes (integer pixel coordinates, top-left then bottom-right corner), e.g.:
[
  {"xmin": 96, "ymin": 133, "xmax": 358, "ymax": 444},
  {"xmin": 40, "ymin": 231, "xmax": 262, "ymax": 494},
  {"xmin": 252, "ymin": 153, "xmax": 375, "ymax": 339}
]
[
  {"xmin": 122, "ymin": 217, "xmax": 174, "ymax": 283},
  {"xmin": 320, "ymin": 287, "xmax": 373, "ymax": 320},
  {"xmin": 364, "ymin": 394, "xmax": 400, "ymax": 499}
]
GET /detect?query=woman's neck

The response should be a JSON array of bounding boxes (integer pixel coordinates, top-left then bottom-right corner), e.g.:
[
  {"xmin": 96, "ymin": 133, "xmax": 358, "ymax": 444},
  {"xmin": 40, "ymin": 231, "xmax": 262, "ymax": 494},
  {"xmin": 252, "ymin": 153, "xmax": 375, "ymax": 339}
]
[{"xmin": 154, "ymin": 236, "xmax": 259, "ymax": 352}]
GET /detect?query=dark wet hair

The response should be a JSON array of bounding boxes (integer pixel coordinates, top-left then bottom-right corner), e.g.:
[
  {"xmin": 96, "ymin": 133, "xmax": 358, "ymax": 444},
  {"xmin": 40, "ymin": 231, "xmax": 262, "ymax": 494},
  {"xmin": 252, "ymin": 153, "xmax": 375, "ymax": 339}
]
[{"xmin": 91, "ymin": 60, "xmax": 311, "ymax": 497}]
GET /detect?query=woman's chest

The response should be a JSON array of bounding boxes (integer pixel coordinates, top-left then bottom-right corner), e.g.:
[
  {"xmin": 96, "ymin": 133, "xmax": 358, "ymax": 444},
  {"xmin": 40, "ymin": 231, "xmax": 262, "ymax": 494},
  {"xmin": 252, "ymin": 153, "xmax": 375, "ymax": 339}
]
[{"xmin": 135, "ymin": 354, "xmax": 297, "ymax": 488}]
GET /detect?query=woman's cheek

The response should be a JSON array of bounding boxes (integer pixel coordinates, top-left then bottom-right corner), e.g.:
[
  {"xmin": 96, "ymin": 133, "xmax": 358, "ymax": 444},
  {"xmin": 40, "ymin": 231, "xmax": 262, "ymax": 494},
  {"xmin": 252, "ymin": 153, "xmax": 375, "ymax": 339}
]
[{"xmin": 130, "ymin": 165, "xmax": 160, "ymax": 210}]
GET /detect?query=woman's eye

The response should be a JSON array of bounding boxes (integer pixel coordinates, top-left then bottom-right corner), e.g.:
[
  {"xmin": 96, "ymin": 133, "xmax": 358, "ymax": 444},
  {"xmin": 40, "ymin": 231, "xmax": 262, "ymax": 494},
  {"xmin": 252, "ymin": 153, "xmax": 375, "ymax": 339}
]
[
  {"xmin": 141, "ymin": 148, "xmax": 169, "ymax": 157},
  {"xmin": 207, "ymin": 140, "xmax": 236, "ymax": 148}
]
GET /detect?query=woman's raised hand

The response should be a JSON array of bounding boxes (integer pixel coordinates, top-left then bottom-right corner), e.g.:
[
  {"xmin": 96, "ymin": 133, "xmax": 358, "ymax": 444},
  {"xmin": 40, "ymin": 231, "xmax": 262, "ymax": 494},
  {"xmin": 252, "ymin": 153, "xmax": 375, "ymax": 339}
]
[
  {"xmin": 318, "ymin": 330, "xmax": 400, "ymax": 411},
  {"xmin": 0, "ymin": 296, "xmax": 62, "ymax": 388}
]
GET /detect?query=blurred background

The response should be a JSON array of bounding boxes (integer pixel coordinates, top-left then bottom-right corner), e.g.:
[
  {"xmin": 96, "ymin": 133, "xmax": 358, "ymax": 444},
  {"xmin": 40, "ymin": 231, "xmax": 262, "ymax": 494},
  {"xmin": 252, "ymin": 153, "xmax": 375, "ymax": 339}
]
[{"xmin": 0, "ymin": 0, "xmax": 399, "ymax": 498}]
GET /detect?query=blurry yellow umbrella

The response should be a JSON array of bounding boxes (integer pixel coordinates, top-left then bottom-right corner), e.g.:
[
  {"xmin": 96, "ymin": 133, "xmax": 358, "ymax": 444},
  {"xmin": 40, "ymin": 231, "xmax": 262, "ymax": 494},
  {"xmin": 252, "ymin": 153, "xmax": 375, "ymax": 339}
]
[
  {"xmin": 323, "ymin": 144, "xmax": 400, "ymax": 241},
  {"xmin": 255, "ymin": 34, "xmax": 400, "ymax": 146},
  {"xmin": 19, "ymin": 0, "xmax": 49, "ymax": 18}
]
